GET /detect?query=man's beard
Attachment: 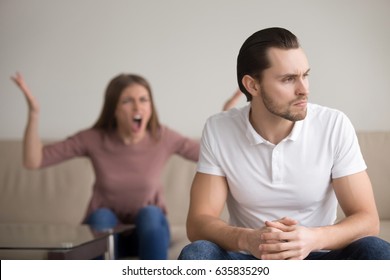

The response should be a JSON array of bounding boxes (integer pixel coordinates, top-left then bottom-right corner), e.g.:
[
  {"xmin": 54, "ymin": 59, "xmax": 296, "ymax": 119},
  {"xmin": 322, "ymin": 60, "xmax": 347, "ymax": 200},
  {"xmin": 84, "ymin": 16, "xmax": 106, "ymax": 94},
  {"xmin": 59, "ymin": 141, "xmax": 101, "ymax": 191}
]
[{"xmin": 260, "ymin": 86, "xmax": 307, "ymax": 122}]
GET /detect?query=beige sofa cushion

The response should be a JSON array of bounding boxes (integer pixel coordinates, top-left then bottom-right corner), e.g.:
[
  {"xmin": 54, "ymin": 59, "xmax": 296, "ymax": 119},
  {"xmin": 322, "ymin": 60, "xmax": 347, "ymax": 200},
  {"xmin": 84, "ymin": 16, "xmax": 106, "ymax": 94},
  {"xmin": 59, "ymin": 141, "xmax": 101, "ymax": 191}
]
[{"xmin": 0, "ymin": 140, "xmax": 94, "ymax": 225}]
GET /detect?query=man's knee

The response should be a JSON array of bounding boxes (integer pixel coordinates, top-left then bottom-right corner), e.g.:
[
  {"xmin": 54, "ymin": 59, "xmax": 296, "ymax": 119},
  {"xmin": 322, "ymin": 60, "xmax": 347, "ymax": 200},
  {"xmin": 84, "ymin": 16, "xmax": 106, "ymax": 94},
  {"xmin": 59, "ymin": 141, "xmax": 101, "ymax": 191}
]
[
  {"xmin": 348, "ymin": 236, "xmax": 390, "ymax": 260},
  {"xmin": 178, "ymin": 240, "xmax": 224, "ymax": 260}
]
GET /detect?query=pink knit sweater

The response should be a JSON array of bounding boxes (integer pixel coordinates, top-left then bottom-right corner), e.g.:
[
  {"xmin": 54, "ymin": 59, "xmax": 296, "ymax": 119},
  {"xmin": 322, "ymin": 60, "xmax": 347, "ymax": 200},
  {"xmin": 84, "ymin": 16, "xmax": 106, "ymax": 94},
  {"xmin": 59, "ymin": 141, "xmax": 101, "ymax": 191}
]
[{"xmin": 40, "ymin": 126, "xmax": 199, "ymax": 223}]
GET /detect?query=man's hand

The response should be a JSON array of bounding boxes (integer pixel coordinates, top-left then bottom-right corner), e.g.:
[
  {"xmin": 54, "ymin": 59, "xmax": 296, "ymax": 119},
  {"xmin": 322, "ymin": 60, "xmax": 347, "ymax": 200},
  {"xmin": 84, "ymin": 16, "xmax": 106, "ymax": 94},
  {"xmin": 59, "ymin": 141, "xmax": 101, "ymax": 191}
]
[
  {"xmin": 259, "ymin": 217, "xmax": 318, "ymax": 260},
  {"xmin": 243, "ymin": 226, "xmax": 284, "ymax": 259}
]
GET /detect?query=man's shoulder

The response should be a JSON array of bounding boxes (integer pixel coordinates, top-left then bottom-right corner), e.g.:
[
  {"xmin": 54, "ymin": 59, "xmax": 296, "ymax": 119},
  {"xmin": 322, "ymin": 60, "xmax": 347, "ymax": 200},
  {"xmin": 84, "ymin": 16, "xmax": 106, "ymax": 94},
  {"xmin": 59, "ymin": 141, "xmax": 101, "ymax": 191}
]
[
  {"xmin": 306, "ymin": 103, "xmax": 353, "ymax": 135},
  {"xmin": 307, "ymin": 103, "xmax": 346, "ymax": 121},
  {"xmin": 206, "ymin": 105, "xmax": 248, "ymax": 125},
  {"xmin": 308, "ymin": 103, "xmax": 342, "ymax": 114}
]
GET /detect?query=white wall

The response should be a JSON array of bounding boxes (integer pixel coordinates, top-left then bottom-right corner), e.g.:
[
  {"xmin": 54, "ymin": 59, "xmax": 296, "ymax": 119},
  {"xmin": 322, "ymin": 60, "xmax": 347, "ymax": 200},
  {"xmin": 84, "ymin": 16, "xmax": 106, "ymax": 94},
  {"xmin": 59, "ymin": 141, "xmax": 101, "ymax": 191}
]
[{"xmin": 1, "ymin": 0, "xmax": 389, "ymax": 139}]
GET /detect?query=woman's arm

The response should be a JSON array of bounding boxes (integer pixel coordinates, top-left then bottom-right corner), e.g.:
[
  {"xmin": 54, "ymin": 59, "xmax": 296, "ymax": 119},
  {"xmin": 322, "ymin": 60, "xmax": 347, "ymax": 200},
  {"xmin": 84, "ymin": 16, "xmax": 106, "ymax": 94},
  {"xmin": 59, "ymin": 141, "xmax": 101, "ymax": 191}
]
[
  {"xmin": 11, "ymin": 72, "xmax": 43, "ymax": 169},
  {"xmin": 222, "ymin": 89, "xmax": 242, "ymax": 111}
]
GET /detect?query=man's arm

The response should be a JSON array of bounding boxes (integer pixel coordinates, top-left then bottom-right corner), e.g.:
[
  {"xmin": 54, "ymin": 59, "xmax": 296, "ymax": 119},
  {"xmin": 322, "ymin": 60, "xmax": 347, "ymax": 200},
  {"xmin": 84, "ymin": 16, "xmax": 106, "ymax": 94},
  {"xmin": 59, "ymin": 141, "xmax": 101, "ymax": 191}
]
[
  {"xmin": 186, "ymin": 172, "xmax": 242, "ymax": 250},
  {"xmin": 320, "ymin": 170, "xmax": 379, "ymax": 248},
  {"xmin": 259, "ymin": 170, "xmax": 379, "ymax": 259},
  {"xmin": 186, "ymin": 172, "xmax": 283, "ymax": 258}
]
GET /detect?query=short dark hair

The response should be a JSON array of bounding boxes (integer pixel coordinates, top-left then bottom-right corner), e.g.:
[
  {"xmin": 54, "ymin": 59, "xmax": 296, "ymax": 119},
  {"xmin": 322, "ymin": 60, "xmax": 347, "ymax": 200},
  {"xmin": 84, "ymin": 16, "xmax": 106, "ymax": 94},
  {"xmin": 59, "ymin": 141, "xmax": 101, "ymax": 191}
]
[
  {"xmin": 237, "ymin": 27, "xmax": 300, "ymax": 101},
  {"xmin": 92, "ymin": 73, "xmax": 161, "ymax": 141}
]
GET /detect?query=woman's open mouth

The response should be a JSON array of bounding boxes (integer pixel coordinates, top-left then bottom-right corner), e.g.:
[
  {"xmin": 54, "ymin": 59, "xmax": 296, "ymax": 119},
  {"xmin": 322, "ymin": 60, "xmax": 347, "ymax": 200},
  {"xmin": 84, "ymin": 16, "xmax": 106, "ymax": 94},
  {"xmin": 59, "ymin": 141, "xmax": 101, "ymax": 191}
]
[{"xmin": 132, "ymin": 115, "xmax": 142, "ymax": 131}]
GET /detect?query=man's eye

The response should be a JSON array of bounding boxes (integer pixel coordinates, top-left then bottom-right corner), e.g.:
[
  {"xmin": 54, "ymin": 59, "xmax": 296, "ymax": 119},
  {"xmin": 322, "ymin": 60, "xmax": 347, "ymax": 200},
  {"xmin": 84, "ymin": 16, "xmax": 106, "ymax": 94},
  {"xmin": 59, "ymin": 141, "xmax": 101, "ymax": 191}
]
[{"xmin": 284, "ymin": 77, "xmax": 295, "ymax": 82}]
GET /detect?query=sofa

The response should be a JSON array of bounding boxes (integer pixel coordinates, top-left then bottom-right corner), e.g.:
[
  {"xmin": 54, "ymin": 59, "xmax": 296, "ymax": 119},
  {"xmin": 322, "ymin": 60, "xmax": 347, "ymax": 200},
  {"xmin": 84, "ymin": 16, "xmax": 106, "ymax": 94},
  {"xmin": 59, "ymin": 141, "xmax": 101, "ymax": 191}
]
[{"xmin": 0, "ymin": 131, "xmax": 389, "ymax": 259}]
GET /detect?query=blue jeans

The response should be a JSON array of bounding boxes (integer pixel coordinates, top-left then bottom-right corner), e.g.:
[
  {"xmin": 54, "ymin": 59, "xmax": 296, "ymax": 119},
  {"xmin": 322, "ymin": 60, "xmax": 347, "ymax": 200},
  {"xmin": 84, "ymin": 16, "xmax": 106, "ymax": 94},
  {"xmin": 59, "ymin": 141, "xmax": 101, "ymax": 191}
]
[
  {"xmin": 178, "ymin": 237, "xmax": 390, "ymax": 260},
  {"xmin": 85, "ymin": 206, "xmax": 170, "ymax": 260}
]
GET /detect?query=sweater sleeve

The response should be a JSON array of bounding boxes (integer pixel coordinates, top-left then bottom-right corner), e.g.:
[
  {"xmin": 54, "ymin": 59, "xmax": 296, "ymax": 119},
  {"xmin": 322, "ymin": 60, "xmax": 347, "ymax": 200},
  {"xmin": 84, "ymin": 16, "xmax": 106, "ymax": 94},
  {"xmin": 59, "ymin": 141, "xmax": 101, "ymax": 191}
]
[
  {"xmin": 161, "ymin": 126, "xmax": 200, "ymax": 162},
  {"xmin": 40, "ymin": 129, "xmax": 92, "ymax": 168}
]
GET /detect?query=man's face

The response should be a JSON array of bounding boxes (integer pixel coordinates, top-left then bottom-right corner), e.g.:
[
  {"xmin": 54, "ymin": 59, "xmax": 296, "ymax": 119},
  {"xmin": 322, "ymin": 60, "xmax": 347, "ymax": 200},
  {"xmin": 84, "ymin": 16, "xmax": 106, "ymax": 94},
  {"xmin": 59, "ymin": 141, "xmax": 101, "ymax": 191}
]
[{"xmin": 259, "ymin": 47, "xmax": 310, "ymax": 121}]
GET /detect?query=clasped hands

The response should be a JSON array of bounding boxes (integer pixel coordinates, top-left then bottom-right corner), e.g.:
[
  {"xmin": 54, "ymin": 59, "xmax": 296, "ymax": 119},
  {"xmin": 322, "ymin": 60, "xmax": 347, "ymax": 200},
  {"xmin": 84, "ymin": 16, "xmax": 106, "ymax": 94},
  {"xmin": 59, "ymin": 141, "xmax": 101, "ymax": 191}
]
[{"xmin": 247, "ymin": 217, "xmax": 319, "ymax": 260}]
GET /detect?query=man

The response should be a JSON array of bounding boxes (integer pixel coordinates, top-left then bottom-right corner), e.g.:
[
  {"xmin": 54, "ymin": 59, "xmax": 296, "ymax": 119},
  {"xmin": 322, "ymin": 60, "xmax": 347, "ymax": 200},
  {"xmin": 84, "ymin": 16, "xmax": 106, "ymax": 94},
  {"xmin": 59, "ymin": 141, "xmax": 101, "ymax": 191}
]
[{"xmin": 179, "ymin": 27, "xmax": 390, "ymax": 260}]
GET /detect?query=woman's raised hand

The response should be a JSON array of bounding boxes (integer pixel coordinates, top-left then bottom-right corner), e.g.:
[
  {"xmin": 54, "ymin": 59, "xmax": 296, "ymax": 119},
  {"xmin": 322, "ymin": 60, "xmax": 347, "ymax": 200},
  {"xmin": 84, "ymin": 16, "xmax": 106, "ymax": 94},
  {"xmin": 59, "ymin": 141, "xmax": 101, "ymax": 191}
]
[
  {"xmin": 222, "ymin": 89, "xmax": 243, "ymax": 111},
  {"xmin": 11, "ymin": 72, "xmax": 40, "ymax": 114},
  {"xmin": 11, "ymin": 72, "xmax": 43, "ymax": 169}
]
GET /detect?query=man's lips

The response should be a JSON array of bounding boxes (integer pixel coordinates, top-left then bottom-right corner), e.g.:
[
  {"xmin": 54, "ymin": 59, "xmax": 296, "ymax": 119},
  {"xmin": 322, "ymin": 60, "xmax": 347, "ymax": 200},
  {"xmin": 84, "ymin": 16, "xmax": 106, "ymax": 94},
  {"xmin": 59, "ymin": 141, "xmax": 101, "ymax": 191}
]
[{"xmin": 293, "ymin": 99, "xmax": 307, "ymax": 107}]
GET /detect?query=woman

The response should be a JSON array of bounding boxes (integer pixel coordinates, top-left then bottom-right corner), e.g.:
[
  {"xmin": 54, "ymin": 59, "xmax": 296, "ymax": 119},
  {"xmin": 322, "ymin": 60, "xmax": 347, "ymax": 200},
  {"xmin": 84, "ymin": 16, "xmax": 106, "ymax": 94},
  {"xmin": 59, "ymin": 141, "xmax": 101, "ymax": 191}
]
[{"xmin": 11, "ymin": 72, "xmax": 241, "ymax": 259}]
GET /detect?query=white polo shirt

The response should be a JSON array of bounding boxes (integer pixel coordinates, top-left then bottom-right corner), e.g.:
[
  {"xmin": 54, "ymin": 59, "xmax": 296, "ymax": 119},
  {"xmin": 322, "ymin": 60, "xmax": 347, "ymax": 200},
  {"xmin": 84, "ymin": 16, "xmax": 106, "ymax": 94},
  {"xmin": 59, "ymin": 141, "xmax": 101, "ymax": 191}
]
[{"xmin": 197, "ymin": 103, "xmax": 366, "ymax": 229}]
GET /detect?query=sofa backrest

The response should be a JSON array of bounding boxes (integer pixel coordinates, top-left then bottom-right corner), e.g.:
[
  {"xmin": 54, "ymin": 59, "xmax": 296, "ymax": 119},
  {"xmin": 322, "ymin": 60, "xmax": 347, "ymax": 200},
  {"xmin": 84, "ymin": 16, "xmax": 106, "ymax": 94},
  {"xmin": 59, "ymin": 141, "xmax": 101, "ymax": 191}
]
[
  {"xmin": 0, "ymin": 140, "xmax": 94, "ymax": 225},
  {"xmin": 356, "ymin": 132, "xmax": 390, "ymax": 219},
  {"xmin": 0, "ymin": 131, "xmax": 389, "ymax": 226},
  {"xmin": 162, "ymin": 155, "xmax": 197, "ymax": 226}
]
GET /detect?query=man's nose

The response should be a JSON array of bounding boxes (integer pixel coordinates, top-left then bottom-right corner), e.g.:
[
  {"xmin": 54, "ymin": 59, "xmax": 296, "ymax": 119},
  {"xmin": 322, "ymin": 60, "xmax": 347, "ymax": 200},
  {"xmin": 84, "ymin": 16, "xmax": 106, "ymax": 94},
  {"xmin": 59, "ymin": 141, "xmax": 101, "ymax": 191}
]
[{"xmin": 296, "ymin": 78, "xmax": 309, "ymax": 96}]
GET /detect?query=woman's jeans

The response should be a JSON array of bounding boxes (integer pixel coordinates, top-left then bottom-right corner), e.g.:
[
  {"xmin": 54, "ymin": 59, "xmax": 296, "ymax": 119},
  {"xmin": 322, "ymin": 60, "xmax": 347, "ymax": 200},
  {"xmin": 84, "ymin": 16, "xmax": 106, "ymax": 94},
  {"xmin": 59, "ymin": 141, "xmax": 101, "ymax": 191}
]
[
  {"xmin": 178, "ymin": 237, "xmax": 390, "ymax": 260},
  {"xmin": 85, "ymin": 206, "xmax": 170, "ymax": 260}
]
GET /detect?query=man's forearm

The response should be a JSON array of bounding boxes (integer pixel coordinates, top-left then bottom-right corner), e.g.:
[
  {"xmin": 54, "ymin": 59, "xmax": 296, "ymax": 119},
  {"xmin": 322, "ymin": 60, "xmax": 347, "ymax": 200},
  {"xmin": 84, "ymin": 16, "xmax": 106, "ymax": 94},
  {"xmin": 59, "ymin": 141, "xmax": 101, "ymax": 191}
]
[
  {"xmin": 187, "ymin": 214, "xmax": 253, "ymax": 252},
  {"xmin": 314, "ymin": 212, "xmax": 379, "ymax": 250}
]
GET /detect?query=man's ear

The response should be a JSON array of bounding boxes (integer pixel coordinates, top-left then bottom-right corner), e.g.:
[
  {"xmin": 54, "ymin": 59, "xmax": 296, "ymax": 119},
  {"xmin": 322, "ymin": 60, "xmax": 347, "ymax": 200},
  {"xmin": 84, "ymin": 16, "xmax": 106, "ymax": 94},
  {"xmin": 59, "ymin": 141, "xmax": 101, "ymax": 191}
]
[{"xmin": 242, "ymin": 75, "xmax": 260, "ymax": 97}]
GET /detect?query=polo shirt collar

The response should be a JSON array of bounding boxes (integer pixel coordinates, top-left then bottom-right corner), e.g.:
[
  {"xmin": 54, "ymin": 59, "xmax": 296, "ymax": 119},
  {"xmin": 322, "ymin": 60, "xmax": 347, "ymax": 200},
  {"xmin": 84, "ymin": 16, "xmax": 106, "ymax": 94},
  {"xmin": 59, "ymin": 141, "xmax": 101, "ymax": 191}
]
[{"xmin": 244, "ymin": 104, "xmax": 304, "ymax": 145}]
